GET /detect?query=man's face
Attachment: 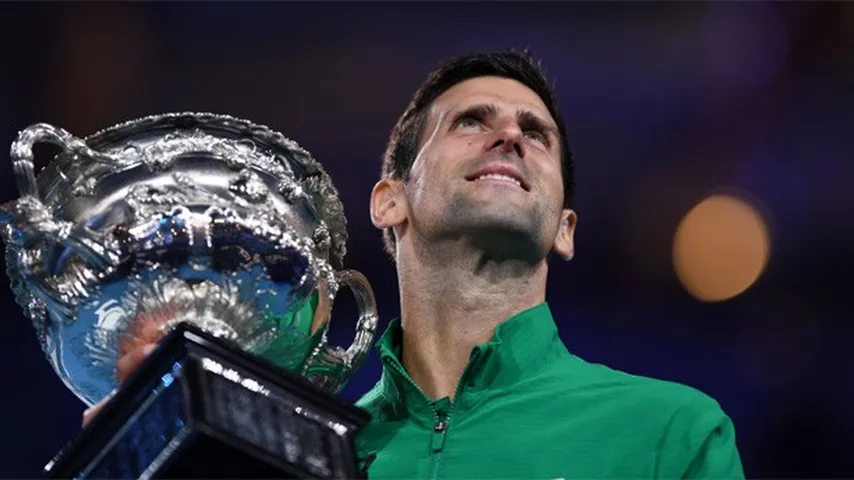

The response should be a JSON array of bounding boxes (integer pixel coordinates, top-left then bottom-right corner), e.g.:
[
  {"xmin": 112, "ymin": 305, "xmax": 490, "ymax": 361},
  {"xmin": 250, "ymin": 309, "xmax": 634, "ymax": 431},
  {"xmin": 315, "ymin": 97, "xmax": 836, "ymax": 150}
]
[{"xmin": 396, "ymin": 76, "xmax": 573, "ymax": 260}]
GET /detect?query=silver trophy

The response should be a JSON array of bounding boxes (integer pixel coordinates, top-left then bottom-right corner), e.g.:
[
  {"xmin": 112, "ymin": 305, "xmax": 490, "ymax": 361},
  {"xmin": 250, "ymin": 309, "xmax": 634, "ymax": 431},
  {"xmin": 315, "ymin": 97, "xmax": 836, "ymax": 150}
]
[{"xmin": 0, "ymin": 113, "xmax": 378, "ymax": 478}]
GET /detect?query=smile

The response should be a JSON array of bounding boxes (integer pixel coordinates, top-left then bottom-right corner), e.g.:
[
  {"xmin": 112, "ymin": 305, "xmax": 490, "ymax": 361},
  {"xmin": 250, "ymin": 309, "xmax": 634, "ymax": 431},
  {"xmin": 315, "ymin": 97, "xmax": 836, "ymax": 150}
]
[
  {"xmin": 465, "ymin": 164, "xmax": 530, "ymax": 191},
  {"xmin": 472, "ymin": 173, "xmax": 524, "ymax": 189}
]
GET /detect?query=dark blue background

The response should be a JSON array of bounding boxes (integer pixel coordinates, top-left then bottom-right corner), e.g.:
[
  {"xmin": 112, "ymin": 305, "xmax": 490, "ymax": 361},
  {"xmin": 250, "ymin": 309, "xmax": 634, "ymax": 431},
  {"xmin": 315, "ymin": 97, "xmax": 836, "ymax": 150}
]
[{"xmin": 1, "ymin": 2, "xmax": 852, "ymax": 477}]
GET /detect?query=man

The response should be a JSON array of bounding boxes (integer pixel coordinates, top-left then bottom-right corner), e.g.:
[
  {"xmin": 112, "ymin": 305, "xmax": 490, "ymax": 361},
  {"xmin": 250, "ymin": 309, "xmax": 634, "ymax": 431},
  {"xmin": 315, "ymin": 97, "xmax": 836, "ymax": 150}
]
[
  {"xmin": 355, "ymin": 50, "xmax": 745, "ymax": 479},
  {"xmin": 85, "ymin": 51, "xmax": 745, "ymax": 479}
]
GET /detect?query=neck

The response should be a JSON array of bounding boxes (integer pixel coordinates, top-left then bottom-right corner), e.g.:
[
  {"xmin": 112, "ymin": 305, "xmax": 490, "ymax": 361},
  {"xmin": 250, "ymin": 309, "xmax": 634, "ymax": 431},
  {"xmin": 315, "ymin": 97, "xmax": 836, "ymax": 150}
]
[{"xmin": 395, "ymin": 238, "xmax": 547, "ymax": 401}]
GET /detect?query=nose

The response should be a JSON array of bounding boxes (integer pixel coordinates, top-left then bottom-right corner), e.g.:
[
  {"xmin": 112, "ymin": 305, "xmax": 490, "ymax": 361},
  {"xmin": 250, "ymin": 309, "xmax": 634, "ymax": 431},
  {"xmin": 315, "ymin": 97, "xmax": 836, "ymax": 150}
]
[{"xmin": 487, "ymin": 121, "xmax": 526, "ymax": 158}]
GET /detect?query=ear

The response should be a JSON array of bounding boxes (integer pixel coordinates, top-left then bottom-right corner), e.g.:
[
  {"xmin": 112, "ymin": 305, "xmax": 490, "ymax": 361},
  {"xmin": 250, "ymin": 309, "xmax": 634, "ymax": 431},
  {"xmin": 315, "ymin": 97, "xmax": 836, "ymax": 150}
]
[
  {"xmin": 552, "ymin": 209, "xmax": 577, "ymax": 261},
  {"xmin": 370, "ymin": 178, "xmax": 407, "ymax": 231}
]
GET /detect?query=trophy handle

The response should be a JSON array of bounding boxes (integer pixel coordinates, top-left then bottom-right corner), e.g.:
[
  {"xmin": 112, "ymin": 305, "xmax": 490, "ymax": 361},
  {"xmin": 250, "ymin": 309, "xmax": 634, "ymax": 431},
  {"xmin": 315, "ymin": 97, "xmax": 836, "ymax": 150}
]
[
  {"xmin": 303, "ymin": 269, "xmax": 379, "ymax": 392},
  {"xmin": 10, "ymin": 123, "xmax": 113, "ymax": 199},
  {"xmin": 2, "ymin": 124, "xmax": 121, "ymax": 316},
  {"xmin": 331, "ymin": 269, "xmax": 379, "ymax": 365}
]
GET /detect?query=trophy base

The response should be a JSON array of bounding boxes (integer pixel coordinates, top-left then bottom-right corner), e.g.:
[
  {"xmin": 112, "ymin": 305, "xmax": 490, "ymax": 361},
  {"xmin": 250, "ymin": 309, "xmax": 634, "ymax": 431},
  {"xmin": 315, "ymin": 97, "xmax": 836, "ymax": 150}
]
[{"xmin": 43, "ymin": 323, "xmax": 371, "ymax": 479}]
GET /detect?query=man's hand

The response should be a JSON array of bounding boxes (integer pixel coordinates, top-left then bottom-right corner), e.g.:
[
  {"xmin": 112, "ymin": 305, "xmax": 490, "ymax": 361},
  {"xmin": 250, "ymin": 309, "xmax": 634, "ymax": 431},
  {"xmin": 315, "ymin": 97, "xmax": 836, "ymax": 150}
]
[
  {"xmin": 82, "ymin": 303, "xmax": 181, "ymax": 427},
  {"xmin": 81, "ymin": 343, "xmax": 157, "ymax": 427}
]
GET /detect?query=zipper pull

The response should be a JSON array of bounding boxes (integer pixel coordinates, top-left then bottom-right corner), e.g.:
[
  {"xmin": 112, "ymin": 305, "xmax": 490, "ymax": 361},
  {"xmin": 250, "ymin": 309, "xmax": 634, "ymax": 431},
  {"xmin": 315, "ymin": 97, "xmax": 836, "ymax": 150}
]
[{"xmin": 431, "ymin": 417, "xmax": 448, "ymax": 452}]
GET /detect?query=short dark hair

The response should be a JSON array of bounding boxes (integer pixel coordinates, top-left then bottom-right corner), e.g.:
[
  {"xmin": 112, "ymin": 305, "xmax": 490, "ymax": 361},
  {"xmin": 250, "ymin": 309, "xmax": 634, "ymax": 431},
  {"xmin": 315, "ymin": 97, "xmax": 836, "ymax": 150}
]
[{"xmin": 380, "ymin": 50, "xmax": 575, "ymax": 257}]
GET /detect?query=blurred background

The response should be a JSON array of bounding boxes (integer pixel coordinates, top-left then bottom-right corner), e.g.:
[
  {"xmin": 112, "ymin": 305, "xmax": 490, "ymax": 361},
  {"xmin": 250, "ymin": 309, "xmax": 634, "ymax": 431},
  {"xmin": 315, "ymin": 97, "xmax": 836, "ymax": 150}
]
[{"xmin": 1, "ymin": 1, "xmax": 852, "ymax": 477}]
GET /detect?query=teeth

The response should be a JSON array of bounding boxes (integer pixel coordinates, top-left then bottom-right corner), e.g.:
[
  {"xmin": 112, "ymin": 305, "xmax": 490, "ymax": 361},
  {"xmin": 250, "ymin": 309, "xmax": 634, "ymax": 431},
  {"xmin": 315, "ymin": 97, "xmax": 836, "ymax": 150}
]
[{"xmin": 475, "ymin": 173, "xmax": 522, "ymax": 188}]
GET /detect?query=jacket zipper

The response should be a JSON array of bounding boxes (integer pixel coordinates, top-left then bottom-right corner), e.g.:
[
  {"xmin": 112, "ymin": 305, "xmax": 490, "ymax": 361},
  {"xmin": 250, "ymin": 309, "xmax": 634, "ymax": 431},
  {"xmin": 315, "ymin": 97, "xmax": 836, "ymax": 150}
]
[
  {"xmin": 428, "ymin": 406, "xmax": 452, "ymax": 479},
  {"xmin": 429, "ymin": 348, "xmax": 481, "ymax": 480},
  {"xmin": 384, "ymin": 359, "xmax": 445, "ymax": 474},
  {"xmin": 385, "ymin": 349, "xmax": 481, "ymax": 480}
]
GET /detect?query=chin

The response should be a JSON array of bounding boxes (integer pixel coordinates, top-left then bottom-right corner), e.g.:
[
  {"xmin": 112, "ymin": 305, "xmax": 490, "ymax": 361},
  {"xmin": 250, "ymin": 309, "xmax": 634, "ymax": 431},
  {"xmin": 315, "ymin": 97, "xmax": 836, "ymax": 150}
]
[{"xmin": 450, "ymin": 210, "xmax": 545, "ymax": 258}]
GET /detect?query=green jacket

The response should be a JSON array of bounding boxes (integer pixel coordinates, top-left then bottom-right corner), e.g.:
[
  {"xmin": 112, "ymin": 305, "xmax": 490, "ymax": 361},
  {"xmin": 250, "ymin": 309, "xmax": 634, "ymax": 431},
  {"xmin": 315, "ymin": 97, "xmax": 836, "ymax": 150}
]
[{"xmin": 355, "ymin": 303, "xmax": 745, "ymax": 479}]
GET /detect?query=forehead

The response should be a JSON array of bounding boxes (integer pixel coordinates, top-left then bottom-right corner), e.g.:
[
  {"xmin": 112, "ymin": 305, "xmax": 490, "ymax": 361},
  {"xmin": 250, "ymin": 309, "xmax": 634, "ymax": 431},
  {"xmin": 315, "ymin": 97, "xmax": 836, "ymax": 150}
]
[{"xmin": 430, "ymin": 76, "xmax": 555, "ymax": 123}]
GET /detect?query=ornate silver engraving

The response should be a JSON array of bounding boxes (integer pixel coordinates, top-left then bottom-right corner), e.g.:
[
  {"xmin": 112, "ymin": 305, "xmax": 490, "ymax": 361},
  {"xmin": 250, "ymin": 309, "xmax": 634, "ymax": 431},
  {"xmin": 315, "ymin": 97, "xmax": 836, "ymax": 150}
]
[{"xmin": 0, "ymin": 112, "xmax": 378, "ymax": 406}]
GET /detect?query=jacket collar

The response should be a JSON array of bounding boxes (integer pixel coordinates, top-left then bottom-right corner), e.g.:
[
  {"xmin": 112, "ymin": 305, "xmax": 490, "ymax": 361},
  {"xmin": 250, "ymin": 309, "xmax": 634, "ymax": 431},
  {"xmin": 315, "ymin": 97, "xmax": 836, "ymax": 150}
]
[{"xmin": 374, "ymin": 302, "xmax": 566, "ymax": 422}]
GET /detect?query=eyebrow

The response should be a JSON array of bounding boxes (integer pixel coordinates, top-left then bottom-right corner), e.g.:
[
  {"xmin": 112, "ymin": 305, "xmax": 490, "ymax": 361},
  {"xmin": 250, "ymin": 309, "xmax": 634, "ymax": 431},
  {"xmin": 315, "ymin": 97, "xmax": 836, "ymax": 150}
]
[
  {"xmin": 449, "ymin": 103, "xmax": 498, "ymax": 125},
  {"xmin": 449, "ymin": 102, "xmax": 559, "ymax": 140},
  {"xmin": 517, "ymin": 109, "xmax": 560, "ymax": 140}
]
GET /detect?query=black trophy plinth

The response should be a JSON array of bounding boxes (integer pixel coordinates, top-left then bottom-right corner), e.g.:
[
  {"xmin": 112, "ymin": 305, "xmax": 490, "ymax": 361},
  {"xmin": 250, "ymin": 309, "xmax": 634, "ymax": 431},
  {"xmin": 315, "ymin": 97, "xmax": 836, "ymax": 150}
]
[{"xmin": 44, "ymin": 323, "xmax": 372, "ymax": 479}]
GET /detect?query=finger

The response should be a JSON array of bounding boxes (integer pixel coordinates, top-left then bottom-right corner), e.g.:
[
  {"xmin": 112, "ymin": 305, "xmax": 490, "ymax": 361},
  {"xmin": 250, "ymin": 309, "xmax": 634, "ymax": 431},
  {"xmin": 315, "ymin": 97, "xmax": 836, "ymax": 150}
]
[
  {"xmin": 82, "ymin": 343, "xmax": 157, "ymax": 428},
  {"xmin": 116, "ymin": 343, "xmax": 156, "ymax": 383},
  {"xmin": 81, "ymin": 389, "xmax": 116, "ymax": 427}
]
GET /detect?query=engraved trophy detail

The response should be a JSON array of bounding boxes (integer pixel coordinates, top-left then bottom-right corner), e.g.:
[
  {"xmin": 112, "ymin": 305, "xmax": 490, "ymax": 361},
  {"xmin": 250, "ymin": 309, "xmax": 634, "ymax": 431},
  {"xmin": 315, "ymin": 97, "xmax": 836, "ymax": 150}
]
[{"xmin": 0, "ymin": 113, "xmax": 378, "ymax": 479}]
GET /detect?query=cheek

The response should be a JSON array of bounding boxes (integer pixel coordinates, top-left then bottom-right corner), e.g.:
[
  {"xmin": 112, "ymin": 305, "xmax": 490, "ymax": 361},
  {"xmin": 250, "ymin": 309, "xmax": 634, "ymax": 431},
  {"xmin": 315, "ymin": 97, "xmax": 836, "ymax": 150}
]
[
  {"xmin": 407, "ymin": 140, "xmax": 470, "ymax": 210},
  {"xmin": 406, "ymin": 176, "xmax": 428, "ymax": 210},
  {"xmin": 409, "ymin": 148, "xmax": 449, "ymax": 191},
  {"xmin": 406, "ymin": 160, "xmax": 441, "ymax": 213},
  {"xmin": 550, "ymin": 175, "xmax": 564, "ymax": 203},
  {"xmin": 532, "ymin": 155, "xmax": 561, "ymax": 189},
  {"xmin": 536, "ymin": 160, "xmax": 566, "ymax": 215}
]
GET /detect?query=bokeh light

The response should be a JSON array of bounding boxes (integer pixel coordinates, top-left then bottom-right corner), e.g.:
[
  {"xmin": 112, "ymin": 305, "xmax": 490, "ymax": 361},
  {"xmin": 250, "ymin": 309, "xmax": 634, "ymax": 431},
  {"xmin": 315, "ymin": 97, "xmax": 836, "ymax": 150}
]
[{"xmin": 673, "ymin": 192, "xmax": 771, "ymax": 302}]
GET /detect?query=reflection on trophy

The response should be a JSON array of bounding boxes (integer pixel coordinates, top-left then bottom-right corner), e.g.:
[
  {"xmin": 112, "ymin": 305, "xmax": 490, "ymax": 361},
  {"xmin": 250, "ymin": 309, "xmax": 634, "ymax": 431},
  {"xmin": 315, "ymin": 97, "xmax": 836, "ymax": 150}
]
[{"xmin": 0, "ymin": 113, "xmax": 378, "ymax": 478}]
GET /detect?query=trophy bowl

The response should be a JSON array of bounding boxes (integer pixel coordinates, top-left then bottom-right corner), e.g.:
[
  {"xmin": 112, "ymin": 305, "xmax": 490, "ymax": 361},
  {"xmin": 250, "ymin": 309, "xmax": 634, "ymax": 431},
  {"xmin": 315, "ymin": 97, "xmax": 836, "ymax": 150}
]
[{"xmin": 0, "ymin": 112, "xmax": 379, "ymax": 408}]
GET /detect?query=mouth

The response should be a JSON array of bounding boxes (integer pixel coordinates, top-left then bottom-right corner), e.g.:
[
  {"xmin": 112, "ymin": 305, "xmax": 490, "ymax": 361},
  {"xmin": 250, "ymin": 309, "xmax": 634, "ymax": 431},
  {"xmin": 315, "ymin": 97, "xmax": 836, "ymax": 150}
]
[{"xmin": 465, "ymin": 165, "xmax": 530, "ymax": 191}]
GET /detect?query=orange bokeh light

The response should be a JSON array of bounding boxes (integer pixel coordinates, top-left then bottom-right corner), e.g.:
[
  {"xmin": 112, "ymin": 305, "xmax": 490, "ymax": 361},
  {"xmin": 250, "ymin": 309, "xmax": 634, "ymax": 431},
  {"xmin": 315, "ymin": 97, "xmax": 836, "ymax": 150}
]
[{"xmin": 673, "ymin": 193, "xmax": 771, "ymax": 302}]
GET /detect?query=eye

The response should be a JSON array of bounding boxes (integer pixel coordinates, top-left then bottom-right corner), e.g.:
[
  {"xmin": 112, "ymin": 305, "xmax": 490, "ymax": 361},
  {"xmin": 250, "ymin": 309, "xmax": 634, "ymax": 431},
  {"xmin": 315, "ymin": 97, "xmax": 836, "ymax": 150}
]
[
  {"xmin": 456, "ymin": 116, "xmax": 483, "ymax": 131},
  {"xmin": 524, "ymin": 130, "xmax": 549, "ymax": 146}
]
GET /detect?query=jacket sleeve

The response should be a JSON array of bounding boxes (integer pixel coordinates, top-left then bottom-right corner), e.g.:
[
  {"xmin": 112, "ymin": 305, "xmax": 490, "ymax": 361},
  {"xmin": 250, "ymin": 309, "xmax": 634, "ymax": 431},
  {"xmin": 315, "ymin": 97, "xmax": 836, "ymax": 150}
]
[{"xmin": 655, "ymin": 394, "xmax": 746, "ymax": 479}]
